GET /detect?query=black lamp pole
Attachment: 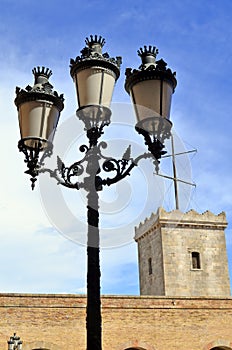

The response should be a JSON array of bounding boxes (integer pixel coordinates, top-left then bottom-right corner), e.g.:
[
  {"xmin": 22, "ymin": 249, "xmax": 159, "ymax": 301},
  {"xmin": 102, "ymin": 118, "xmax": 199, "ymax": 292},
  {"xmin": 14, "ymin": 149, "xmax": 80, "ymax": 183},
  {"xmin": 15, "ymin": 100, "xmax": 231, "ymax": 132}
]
[
  {"xmin": 15, "ymin": 36, "xmax": 177, "ymax": 350},
  {"xmin": 84, "ymin": 134, "xmax": 103, "ymax": 349}
]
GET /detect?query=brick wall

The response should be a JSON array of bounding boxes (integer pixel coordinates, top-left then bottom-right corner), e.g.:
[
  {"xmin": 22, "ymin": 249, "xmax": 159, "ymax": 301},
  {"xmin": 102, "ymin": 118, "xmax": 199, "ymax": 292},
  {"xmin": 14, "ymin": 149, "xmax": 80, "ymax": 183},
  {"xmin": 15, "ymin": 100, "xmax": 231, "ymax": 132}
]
[{"xmin": 0, "ymin": 294, "xmax": 232, "ymax": 350}]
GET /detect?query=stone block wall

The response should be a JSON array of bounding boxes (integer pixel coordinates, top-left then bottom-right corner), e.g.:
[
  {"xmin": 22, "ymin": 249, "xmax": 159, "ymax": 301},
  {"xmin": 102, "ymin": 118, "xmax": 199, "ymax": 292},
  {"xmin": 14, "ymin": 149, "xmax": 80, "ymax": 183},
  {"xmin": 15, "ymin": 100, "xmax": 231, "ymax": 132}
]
[{"xmin": 135, "ymin": 208, "xmax": 231, "ymax": 296}]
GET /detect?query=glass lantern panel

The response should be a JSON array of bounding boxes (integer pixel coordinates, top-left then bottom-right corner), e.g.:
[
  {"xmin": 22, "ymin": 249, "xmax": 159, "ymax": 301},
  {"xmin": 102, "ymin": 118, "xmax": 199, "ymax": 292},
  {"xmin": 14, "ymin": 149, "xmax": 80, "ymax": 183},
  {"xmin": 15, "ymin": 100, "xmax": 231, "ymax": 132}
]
[
  {"xmin": 100, "ymin": 71, "xmax": 115, "ymax": 107},
  {"xmin": 75, "ymin": 67, "xmax": 115, "ymax": 109},
  {"xmin": 162, "ymin": 81, "xmax": 173, "ymax": 120},
  {"xmin": 131, "ymin": 80, "xmax": 161, "ymax": 122},
  {"xmin": 131, "ymin": 79, "xmax": 173, "ymax": 122},
  {"xmin": 8, "ymin": 343, "xmax": 14, "ymax": 350},
  {"xmin": 18, "ymin": 100, "xmax": 60, "ymax": 149}
]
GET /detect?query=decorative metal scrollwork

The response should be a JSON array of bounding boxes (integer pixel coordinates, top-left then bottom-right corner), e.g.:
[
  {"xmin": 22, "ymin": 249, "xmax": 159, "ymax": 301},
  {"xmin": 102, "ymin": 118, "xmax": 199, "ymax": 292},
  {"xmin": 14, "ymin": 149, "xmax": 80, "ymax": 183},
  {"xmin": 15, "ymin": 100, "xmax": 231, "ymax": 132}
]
[
  {"xmin": 101, "ymin": 146, "xmax": 155, "ymax": 187},
  {"xmin": 102, "ymin": 146, "xmax": 131, "ymax": 184},
  {"xmin": 18, "ymin": 138, "xmax": 53, "ymax": 190},
  {"xmin": 39, "ymin": 143, "xmax": 90, "ymax": 189},
  {"xmin": 56, "ymin": 156, "xmax": 84, "ymax": 188},
  {"xmin": 37, "ymin": 132, "xmax": 162, "ymax": 193}
]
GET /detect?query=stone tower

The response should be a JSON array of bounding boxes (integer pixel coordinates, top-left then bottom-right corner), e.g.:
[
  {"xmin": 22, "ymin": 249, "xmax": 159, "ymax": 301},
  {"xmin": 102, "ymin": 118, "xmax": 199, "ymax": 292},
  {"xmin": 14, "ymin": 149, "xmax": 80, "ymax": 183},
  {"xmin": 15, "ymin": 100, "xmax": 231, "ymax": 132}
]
[{"xmin": 134, "ymin": 207, "xmax": 231, "ymax": 296}]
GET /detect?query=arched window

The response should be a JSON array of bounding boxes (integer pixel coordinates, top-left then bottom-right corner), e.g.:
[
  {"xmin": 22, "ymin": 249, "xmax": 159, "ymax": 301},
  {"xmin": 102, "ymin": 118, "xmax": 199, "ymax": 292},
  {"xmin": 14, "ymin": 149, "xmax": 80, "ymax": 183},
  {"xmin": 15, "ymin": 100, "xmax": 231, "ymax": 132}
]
[
  {"xmin": 211, "ymin": 347, "xmax": 232, "ymax": 350},
  {"xmin": 125, "ymin": 348, "xmax": 147, "ymax": 350},
  {"xmin": 204, "ymin": 340, "xmax": 232, "ymax": 350}
]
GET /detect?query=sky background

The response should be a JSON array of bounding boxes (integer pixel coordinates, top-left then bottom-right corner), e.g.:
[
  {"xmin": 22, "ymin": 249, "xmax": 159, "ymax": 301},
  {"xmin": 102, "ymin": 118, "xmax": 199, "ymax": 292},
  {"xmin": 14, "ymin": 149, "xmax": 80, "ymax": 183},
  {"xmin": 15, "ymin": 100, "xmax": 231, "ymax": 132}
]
[{"xmin": 0, "ymin": 0, "xmax": 232, "ymax": 295}]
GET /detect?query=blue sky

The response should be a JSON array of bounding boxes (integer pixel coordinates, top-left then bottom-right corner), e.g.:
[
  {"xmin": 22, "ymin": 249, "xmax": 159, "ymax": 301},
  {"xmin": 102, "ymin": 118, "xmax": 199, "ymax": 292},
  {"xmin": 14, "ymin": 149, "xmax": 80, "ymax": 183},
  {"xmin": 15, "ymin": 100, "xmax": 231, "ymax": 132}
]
[{"xmin": 0, "ymin": 0, "xmax": 232, "ymax": 295}]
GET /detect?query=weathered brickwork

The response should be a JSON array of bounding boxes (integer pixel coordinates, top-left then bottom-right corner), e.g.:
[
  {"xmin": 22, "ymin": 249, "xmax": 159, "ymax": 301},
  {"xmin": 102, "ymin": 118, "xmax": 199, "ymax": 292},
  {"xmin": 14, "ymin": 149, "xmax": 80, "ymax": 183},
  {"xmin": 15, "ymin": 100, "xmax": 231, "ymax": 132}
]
[
  {"xmin": 135, "ymin": 208, "xmax": 231, "ymax": 296},
  {"xmin": 0, "ymin": 294, "xmax": 232, "ymax": 350}
]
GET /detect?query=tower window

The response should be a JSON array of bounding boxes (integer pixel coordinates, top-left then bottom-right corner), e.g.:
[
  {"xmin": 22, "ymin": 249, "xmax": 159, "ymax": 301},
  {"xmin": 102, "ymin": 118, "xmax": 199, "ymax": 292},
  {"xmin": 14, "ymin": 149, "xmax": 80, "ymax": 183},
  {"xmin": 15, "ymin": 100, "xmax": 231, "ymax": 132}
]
[
  {"xmin": 191, "ymin": 251, "xmax": 201, "ymax": 269},
  {"xmin": 148, "ymin": 257, "xmax": 152, "ymax": 275}
]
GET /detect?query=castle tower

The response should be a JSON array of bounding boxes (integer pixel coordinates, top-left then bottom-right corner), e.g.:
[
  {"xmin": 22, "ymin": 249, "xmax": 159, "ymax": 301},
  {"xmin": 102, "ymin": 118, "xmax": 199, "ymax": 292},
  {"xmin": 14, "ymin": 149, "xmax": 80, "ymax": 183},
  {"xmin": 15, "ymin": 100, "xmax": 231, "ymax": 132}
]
[{"xmin": 134, "ymin": 207, "xmax": 231, "ymax": 296}]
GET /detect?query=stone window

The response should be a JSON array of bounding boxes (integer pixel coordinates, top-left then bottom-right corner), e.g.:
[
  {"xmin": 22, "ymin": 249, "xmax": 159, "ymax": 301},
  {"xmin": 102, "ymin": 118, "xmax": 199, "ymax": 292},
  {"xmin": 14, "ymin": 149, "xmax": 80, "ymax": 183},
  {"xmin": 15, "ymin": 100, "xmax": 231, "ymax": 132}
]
[
  {"xmin": 148, "ymin": 257, "xmax": 152, "ymax": 275},
  {"xmin": 191, "ymin": 251, "xmax": 201, "ymax": 269}
]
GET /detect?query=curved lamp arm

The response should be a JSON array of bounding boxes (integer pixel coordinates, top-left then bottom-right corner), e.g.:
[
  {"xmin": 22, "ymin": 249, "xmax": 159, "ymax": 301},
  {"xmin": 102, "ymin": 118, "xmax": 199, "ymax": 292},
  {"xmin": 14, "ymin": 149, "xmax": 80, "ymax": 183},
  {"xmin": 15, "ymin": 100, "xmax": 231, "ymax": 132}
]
[
  {"xmin": 38, "ymin": 141, "xmax": 159, "ymax": 192},
  {"xmin": 101, "ymin": 150, "xmax": 155, "ymax": 187}
]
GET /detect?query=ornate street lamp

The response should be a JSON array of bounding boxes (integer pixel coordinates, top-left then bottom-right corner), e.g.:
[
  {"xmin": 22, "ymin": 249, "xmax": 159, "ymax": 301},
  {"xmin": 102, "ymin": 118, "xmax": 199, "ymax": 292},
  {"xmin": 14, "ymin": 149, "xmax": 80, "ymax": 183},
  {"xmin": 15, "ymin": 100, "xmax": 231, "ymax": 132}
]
[
  {"xmin": 7, "ymin": 333, "xmax": 23, "ymax": 350},
  {"xmin": 70, "ymin": 35, "xmax": 121, "ymax": 133},
  {"xmin": 15, "ymin": 36, "xmax": 176, "ymax": 350},
  {"xmin": 15, "ymin": 67, "xmax": 64, "ymax": 189},
  {"xmin": 125, "ymin": 45, "xmax": 177, "ymax": 170}
]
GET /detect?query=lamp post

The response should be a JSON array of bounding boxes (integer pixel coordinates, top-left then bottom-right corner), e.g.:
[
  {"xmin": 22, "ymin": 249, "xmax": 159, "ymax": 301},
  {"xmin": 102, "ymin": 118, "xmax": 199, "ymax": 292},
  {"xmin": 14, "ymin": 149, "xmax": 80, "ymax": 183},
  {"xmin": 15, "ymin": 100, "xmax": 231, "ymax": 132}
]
[
  {"xmin": 7, "ymin": 333, "xmax": 23, "ymax": 350},
  {"xmin": 15, "ymin": 35, "xmax": 177, "ymax": 350}
]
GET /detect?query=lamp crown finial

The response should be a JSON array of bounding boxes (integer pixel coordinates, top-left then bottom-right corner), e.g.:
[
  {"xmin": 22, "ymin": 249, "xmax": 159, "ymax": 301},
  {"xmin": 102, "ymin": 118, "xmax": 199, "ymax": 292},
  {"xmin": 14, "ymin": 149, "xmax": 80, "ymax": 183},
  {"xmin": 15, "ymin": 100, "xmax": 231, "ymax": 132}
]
[
  {"xmin": 32, "ymin": 66, "xmax": 52, "ymax": 85},
  {"xmin": 137, "ymin": 45, "xmax": 159, "ymax": 67},
  {"xmin": 85, "ymin": 35, "xmax": 106, "ymax": 49},
  {"xmin": 137, "ymin": 45, "xmax": 159, "ymax": 58},
  {"xmin": 32, "ymin": 66, "xmax": 52, "ymax": 80},
  {"xmin": 137, "ymin": 45, "xmax": 159, "ymax": 57}
]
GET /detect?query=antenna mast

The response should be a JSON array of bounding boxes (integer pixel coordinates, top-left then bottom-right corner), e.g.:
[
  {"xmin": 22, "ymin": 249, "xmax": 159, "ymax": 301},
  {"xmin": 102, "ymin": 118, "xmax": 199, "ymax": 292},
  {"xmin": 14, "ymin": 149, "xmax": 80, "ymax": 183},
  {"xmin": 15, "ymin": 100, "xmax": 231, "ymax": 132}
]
[
  {"xmin": 156, "ymin": 134, "xmax": 197, "ymax": 210},
  {"xmin": 171, "ymin": 134, "xmax": 180, "ymax": 210}
]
